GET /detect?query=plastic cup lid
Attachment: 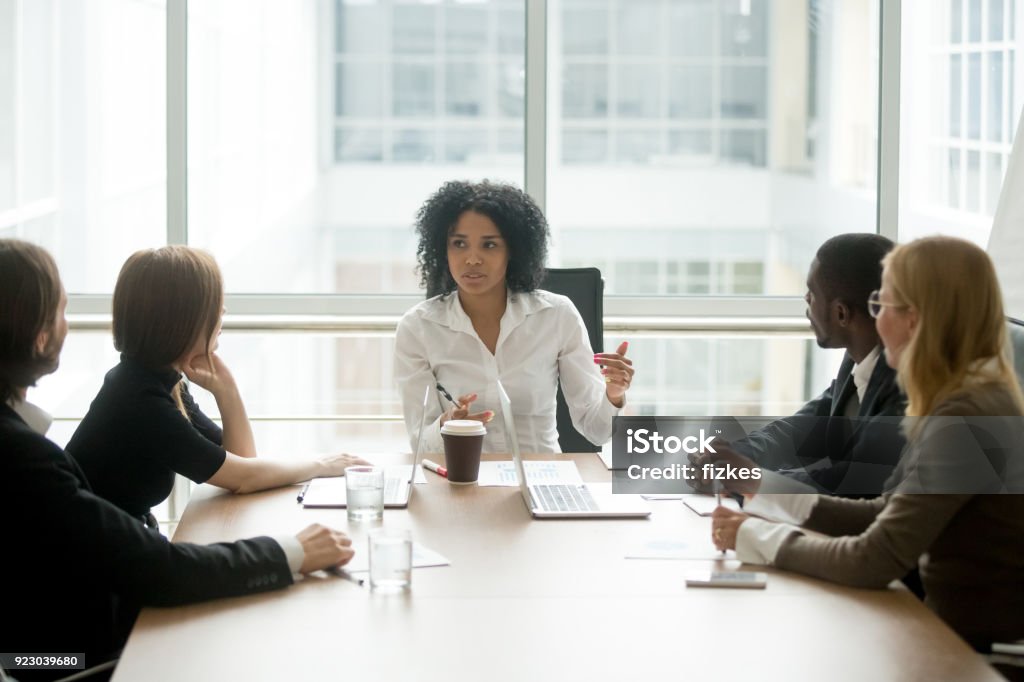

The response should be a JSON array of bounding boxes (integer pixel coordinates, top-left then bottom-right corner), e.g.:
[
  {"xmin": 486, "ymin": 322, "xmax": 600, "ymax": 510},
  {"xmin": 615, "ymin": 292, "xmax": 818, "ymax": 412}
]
[{"xmin": 441, "ymin": 419, "xmax": 487, "ymax": 436}]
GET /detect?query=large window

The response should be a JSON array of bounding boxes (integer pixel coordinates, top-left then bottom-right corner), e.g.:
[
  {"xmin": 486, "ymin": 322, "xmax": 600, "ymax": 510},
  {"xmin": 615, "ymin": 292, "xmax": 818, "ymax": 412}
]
[
  {"xmin": 187, "ymin": 0, "xmax": 525, "ymax": 295},
  {"xmin": 550, "ymin": 0, "xmax": 880, "ymax": 299},
  {"xmin": 900, "ymin": 0, "xmax": 1023, "ymax": 245},
  {"xmin": 0, "ymin": 0, "xmax": 166, "ymax": 293},
  {"xmin": 21, "ymin": 0, "xmax": 1020, "ymax": 455}
]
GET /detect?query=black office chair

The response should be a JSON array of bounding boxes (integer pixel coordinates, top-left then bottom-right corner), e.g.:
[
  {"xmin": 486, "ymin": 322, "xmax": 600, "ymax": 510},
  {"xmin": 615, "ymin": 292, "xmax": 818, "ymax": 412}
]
[
  {"xmin": 540, "ymin": 267, "xmax": 605, "ymax": 453},
  {"xmin": 425, "ymin": 267, "xmax": 606, "ymax": 453}
]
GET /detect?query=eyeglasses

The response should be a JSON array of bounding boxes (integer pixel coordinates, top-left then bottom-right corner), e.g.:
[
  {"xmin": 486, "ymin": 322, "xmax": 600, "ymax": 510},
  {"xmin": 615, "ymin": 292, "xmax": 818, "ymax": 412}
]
[{"xmin": 867, "ymin": 290, "xmax": 906, "ymax": 319}]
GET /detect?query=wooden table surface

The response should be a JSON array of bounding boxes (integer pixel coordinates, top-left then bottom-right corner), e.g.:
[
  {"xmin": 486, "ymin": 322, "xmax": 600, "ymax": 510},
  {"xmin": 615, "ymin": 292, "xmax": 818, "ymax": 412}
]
[{"xmin": 113, "ymin": 453, "xmax": 999, "ymax": 681}]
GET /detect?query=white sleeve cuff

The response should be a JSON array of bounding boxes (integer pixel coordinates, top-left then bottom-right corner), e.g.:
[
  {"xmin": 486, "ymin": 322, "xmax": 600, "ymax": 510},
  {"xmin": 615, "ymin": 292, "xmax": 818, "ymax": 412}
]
[
  {"xmin": 600, "ymin": 390, "xmax": 623, "ymax": 420},
  {"xmin": 742, "ymin": 493, "xmax": 818, "ymax": 525},
  {"xmin": 273, "ymin": 534, "xmax": 305, "ymax": 575},
  {"xmin": 735, "ymin": 517, "xmax": 801, "ymax": 566},
  {"xmin": 753, "ymin": 468, "xmax": 822, "ymax": 494}
]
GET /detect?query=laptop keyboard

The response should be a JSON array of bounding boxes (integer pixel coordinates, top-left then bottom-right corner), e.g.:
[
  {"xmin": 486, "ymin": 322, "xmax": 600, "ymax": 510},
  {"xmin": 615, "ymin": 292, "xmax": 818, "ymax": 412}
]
[{"xmin": 533, "ymin": 484, "xmax": 599, "ymax": 512}]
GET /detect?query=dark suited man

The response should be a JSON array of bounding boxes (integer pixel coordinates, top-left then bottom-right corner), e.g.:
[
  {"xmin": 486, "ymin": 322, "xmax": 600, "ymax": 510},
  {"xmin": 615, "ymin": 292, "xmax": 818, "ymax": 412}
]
[
  {"xmin": 731, "ymin": 233, "xmax": 906, "ymax": 494},
  {"xmin": 0, "ymin": 240, "xmax": 355, "ymax": 682}
]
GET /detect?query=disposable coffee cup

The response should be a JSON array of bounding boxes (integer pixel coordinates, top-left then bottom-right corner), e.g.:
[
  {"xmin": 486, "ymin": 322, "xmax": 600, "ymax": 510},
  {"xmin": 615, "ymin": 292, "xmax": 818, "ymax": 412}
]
[{"xmin": 440, "ymin": 420, "xmax": 486, "ymax": 485}]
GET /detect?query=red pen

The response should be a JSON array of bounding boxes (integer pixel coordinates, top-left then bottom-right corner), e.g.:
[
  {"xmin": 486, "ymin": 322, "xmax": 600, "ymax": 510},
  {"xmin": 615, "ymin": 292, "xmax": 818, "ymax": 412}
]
[{"xmin": 422, "ymin": 459, "xmax": 448, "ymax": 478}]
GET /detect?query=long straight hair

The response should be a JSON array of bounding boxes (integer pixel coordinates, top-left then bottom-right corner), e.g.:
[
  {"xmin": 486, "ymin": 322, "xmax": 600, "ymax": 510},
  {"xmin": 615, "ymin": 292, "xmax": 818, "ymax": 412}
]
[
  {"xmin": 112, "ymin": 246, "xmax": 223, "ymax": 412},
  {"xmin": 884, "ymin": 236, "xmax": 1024, "ymax": 418}
]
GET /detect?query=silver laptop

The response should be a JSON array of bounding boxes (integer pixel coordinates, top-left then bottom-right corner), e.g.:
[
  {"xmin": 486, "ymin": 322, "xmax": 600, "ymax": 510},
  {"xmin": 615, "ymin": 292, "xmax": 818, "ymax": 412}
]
[
  {"xmin": 497, "ymin": 380, "xmax": 650, "ymax": 519},
  {"xmin": 301, "ymin": 385, "xmax": 430, "ymax": 509}
]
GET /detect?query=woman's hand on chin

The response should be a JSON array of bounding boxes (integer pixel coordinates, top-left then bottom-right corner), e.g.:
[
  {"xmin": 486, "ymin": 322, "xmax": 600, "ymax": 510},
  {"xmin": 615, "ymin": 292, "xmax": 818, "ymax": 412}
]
[{"xmin": 183, "ymin": 352, "xmax": 238, "ymax": 397}]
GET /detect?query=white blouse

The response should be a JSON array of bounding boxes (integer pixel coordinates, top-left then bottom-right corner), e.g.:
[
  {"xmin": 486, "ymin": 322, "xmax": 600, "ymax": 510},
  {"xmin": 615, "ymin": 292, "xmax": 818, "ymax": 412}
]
[{"xmin": 393, "ymin": 290, "xmax": 620, "ymax": 454}]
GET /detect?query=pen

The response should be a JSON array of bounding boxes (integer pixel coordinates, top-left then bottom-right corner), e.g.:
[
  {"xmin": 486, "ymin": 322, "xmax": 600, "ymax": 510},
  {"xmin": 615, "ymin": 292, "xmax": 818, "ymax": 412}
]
[
  {"xmin": 716, "ymin": 489, "xmax": 726, "ymax": 556},
  {"xmin": 297, "ymin": 482, "xmax": 311, "ymax": 504},
  {"xmin": 436, "ymin": 383, "xmax": 459, "ymax": 408},
  {"xmin": 326, "ymin": 565, "xmax": 365, "ymax": 586},
  {"xmin": 422, "ymin": 459, "xmax": 448, "ymax": 478}
]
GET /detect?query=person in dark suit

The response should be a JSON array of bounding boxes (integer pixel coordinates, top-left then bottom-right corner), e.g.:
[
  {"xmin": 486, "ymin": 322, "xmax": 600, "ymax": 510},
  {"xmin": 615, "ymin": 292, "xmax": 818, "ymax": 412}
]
[
  {"xmin": 731, "ymin": 233, "xmax": 906, "ymax": 494},
  {"xmin": 711, "ymin": 237, "xmax": 1024, "ymax": 654},
  {"xmin": 0, "ymin": 240, "xmax": 355, "ymax": 682}
]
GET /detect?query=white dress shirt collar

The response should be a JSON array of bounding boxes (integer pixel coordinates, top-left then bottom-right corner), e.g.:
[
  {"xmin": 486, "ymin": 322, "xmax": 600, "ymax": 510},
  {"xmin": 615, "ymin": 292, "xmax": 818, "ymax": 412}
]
[
  {"xmin": 852, "ymin": 346, "xmax": 881, "ymax": 404},
  {"xmin": 423, "ymin": 291, "xmax": 555, "ymax": 348},
  {"xmin": 8, "ymin": 398, "xmax": 53, "ymax": 435}
]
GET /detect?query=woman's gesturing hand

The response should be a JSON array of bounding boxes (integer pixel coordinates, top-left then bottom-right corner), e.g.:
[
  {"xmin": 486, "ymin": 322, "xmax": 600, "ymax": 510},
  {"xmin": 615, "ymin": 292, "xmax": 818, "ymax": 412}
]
[
  {"xmin": 439, "ymin": 392, "xmax": 494, "ymax": 426},
  {"xmin": 596, "ymin": 341, "xmax": 634, "ymax": 407}
]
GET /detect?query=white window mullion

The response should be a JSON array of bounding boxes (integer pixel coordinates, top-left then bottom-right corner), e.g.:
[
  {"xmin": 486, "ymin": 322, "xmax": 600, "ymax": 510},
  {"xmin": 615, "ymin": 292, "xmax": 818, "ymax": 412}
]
[
  {"xmin": 878, "ymin": 0, "xmax": 901, "ymax": 240},
  {"xmin": 525, "ymin": 0, "xmax": 547, "ymax": 211},
  {"xmin": 167, "ymin": 0, "xmax": 187, "ymax": 245}
]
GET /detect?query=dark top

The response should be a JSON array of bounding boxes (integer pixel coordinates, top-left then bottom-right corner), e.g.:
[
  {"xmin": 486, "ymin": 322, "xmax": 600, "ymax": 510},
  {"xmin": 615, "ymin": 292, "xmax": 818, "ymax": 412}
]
[
  {"xmin": 0, "ymin": 403, "xmax": 291, "ymax": 681},
  {"xmin": 66, "ymin": 357, "xmax": 227, "ymax": 518},
  {"xmin": 735, "ymin": 350, "xmax": 907, "ymax": 495}
]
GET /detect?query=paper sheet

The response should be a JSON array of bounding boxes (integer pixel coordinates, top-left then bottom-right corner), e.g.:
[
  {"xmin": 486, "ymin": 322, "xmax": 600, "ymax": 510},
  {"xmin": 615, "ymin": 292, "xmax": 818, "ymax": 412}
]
[
  {"xmin": 625, "ymin": 538, "xmax": 736, "ymax": 561},
  {"xmin": 476, "ymin": 460, "xmax": 583, "ymax": 487},
  {"xmin": 344, "ymin": 543, "xmax": 451, "ymax": 574},
  {"xmin": 682, "ymin": 495, "xmax": 741, "ymax": 517},
  {"xmin": 300, "ymin": 465, "xmax": 426, "ymax": 507}
]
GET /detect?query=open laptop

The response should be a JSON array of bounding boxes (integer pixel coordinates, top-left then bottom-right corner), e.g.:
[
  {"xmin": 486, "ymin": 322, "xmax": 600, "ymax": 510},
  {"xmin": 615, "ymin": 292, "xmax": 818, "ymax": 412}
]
[
  {"xmin": 301, "ymin": 385, "xmax": 430, "ymax": 509},
  {"xmin": 497, "ymin": 380, "xmax": 650, "ymax": 519}
]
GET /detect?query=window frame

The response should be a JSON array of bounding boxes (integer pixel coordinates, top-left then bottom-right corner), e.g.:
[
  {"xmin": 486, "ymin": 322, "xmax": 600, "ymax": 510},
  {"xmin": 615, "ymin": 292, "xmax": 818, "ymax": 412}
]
[{"xmin": 63, "ymin": 0, "xmax": 903, "ymax": 332}]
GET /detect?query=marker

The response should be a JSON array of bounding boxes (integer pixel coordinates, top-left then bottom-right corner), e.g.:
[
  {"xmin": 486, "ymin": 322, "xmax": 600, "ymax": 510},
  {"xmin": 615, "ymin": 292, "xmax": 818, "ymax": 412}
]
[
  {"xmin": 326, "ymin": 565, "xmax": 364, "ymax": 586},
  {"xmin": 422, "ymin": 459, "xmax": 448, "ymax": 478},
  {"xmin": 436, "ymin": 383, "xmax": 459, "ymax": 408},
  {"xmin": 297, "ymin": 482, "xmax": 311, "ymax": 504}
]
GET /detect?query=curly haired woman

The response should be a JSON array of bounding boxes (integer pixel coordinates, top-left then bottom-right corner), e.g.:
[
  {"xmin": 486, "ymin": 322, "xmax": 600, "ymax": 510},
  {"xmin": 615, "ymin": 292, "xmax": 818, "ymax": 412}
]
[{"xmin": 394, "ymin": 180, "xmax": 636, "ymax": 454}]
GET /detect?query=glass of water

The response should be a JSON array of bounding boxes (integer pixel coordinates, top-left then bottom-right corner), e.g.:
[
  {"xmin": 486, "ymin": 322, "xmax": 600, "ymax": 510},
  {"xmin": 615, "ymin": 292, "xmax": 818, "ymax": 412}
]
[
  {"xmin": 369, "ymin": 528, "xmax": 412, "ymax": 592},
  {"xmin": 345, "ymin": 466, "xmax": 384, "ymax": 522}
]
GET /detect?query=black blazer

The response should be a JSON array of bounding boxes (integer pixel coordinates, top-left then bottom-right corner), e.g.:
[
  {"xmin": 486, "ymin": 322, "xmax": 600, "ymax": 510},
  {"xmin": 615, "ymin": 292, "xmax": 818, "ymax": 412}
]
[
  {"xmin": 0, "ymin": 404, "xmax": 293, "ymax": 681},
  {"xmin": 736, "ymin": 351, "xmax": 906, "ymax": 494}
]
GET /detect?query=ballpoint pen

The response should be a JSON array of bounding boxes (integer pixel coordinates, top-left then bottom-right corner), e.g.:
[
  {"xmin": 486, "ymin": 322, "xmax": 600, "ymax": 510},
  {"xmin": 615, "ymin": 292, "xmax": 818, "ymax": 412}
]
[
  {"xmin": 326, "ymin": 566, "xmax": 364, "ymax": 586},
  {"xmin": 296, "ymin": 482, "xmax": 311, "ymax": 504},
  {"xmin": 436, "ymin": 382, "xmax": 459, "ymax": 408}
]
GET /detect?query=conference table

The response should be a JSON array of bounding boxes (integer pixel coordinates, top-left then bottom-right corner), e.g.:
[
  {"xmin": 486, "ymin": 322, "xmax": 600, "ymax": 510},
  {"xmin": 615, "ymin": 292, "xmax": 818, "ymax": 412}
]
[{"xmin": 113, "ymin": 453, "xmax": 1000, "ymax": 681}]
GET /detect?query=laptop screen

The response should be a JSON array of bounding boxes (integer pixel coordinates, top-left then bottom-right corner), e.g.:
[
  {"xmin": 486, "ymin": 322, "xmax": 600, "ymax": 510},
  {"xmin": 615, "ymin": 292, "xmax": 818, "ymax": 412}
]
[
  {"xmin": 407, "ymin": 384, "xmax": 431, "ymax": 486},
  {"xmin": 496, "ymin": 380, "xmax": 532, "ymax": 504}
]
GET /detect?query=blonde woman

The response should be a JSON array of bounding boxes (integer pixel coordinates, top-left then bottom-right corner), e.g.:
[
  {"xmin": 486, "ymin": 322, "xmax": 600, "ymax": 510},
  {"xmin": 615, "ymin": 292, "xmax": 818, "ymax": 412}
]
[
  {"xmin": 67, "ymin": 247, "xmax": 367, "ymax": 526},
  {"xmin": 711, "ymin": 236, "xmax": 1024, "ymax": 651}
]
